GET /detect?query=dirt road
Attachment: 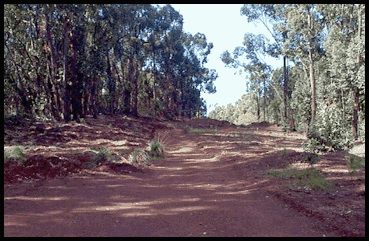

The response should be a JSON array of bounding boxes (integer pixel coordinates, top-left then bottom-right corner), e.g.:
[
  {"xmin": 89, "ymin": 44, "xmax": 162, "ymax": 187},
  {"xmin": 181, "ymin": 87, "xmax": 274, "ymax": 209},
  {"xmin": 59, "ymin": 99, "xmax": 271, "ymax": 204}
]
[{"xmin": 4, "ymin": 122, "xmax": 339, "ymax": 237}]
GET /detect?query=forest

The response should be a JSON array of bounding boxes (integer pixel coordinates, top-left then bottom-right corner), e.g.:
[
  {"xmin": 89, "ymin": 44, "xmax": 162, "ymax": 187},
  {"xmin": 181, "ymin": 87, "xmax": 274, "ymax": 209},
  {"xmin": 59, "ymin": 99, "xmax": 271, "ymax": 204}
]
[
  {"xmin": 210, "ymin": 4, "xmax": 365, "ymax": 150},
  {"xmin": 4, "ymin": 4, "xmax": 217, "ymax": 121}
]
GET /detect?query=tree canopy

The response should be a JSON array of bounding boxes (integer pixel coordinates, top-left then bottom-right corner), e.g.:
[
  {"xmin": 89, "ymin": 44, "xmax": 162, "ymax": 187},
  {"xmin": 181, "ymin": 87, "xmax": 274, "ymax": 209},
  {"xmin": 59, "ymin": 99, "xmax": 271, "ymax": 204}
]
[
  {"xmin": 4, "ymin": 4, "xmax": 217, "ymax": 121},
  {"xmin": 212, "ymin": 4, "xmax": 365, "ymax": 149}
]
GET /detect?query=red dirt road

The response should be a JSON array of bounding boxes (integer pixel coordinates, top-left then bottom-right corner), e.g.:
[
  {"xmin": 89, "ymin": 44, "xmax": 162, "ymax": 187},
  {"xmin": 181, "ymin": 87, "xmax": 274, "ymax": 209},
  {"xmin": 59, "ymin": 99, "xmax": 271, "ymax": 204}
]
[{"xmin": 4, "ymin": 121, "xmax": 348, "ymax": 237}]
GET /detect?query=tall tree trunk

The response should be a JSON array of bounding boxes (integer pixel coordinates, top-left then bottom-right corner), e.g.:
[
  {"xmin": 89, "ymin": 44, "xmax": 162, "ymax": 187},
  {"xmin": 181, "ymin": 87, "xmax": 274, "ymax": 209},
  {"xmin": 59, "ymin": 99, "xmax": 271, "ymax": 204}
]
[
  {"xmin": 44, "ymin": 9, "xmax": 61, "ymax": 120},
  {"xmin": 70, "ymin": 32, "xmax": 82, "ymax": 122},
  {"xmin": 352, "ymin": 87, "xmax": 359, "ymax": 140},
  {"xmin": 283, "ymin": 55, "xmax": 288, "ymax": 126},
  {"xmin": 352, "ymin": 4, "xmax": 362, "ymax": 140},
  {"xmin": 63, "ymin": 17, "xmax": 71, "ymax": 122},
  {"xmin": 113, "ymin": 61, "xmax": 121, "ymax": 114},
  {"xmin": 308, "ymin": 50, "xmax": 317, "ymax": 128},
  {"xmin": 121, "ymin": 58, "xmax": 131, "ymax": 114},
  {"xmin": 130, "ymin": 59, "xmax": 139, "ymax": 116},
  {"xmin": 152, "ymin": 47, "xmax": 159, "ymax": 117},
  {"xmin": 263, "ymin": 78, "xmax": 266, "ymax": 122},
  {"xmin": 82, "ymin": 87, "xmax": 89, "ymax": 117},
  {"xmin": 256, "ymin": 93, "xmax": 260, "ymax": 121},
  {"xmin": 46, "ymin": 62, "xmax": 59, "ymax": 119},
  {"xmin": 8, "ymin": 73, "xmax": 33, "ymax": 117},
  {"xmin": 180, "ymin": 79, "xmax": 184, "ymax": 117},
  {"xmin": 307, "ymin": 9, "xmax": 317, "ymax": 131},
  {"xmin": 106, "ymin": 49, "xmax": 115, "ymax": 115},
  {"xmin": 10, "ymin": 53, "xmax": 33, "ymax": 116},
  {"xmin": 90, "ymin": 76, "xmax": 98, "ymax": 118}
]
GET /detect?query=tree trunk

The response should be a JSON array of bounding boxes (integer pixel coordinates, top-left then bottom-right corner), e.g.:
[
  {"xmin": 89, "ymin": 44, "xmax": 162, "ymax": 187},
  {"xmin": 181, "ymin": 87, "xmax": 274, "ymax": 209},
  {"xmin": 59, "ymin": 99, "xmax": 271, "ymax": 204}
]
[
  {"xmin": 256, "ymin": 93, "xmax": 260, "ymax": 121},
  {"xmin": 307, "ymin": 9, "xmax": 317, "ymax": 131},
  {"xmin": 90, "ymin": 76, "xmax": 98, "ymax": 118},
  {"xmin": 70, "ymin": 32, "xmax": 82, "ymax": 122},
  {"xmin": 10, "ymin": 53, "xmax": 33, "ymax": 117},
  {"xmin": 352, "ymin": 4, "xmax": 362, "ymax": 140},
  {"xmin": 352, "ymin": 87, "xmax": 359, "ymax": 140},
  {"xmin": 113, "ymin": 61, "xmax": 121, "ymax": 115},
  {"xmin": 106, "ymin": 49, "xmax": 115, "ymax": 115},
  {"xmin": 44, "ymin": 9, "xmax": 61, "ymax": 120},
  {"xmin": 63, "ymin": 17, "xmax": 71, "ymax": 122},
  {"xmin": 130, "ymin": 59, "xmax": 139, "ymax": 116},
  {"xmin": 263, "ymin": 78, "xmax": 266, "ymax": 122},
  {"xmin": 8, "ymin": 74, "xmax": 33, "ymax": 117},
  {"xmin": 46, "ymin": 63, "xmax": 59, "ymax": 120},
  {"xmin": 283, "ymin": 55, "xmax": 288, "ymax": 126}
]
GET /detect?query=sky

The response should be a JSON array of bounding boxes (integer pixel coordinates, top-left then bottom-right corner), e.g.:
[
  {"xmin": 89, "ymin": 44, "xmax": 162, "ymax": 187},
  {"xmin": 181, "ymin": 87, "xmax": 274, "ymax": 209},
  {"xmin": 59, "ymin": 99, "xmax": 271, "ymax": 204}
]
[{"xmin": 169, "ymin": 4, "xmax": 282, "ymax": 113}]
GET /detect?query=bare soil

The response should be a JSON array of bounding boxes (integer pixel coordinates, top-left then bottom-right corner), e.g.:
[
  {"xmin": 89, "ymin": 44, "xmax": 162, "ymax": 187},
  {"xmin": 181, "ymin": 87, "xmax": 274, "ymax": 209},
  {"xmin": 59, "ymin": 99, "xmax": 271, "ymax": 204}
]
[{"xmin": 4, "ymin": 116, "xmax": 365, "ymax": 237}]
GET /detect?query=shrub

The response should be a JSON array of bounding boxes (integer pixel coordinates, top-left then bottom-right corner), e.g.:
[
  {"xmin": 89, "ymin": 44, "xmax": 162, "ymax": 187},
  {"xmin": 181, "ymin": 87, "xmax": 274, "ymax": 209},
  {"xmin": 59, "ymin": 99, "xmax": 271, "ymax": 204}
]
[
  {"xmin": 268, "ymin": 167, "xmax": 302, "ymax": 179},
  {"xmin": 4, "ymin": 146, "xmax": 27, "ymax": 164},
  {"xmin": 346, "ymin": 154, "xmax": 365, "ymax": 172},
  {"xmin": 302, "ymin": 137, "xmax": 323, "ymax": 153},
  {"xmin": 300, "ymin": 173, "xmax": 331, "ymax": 190},
  {"xmin": 312, "ymin": 104, "xmax": 354, "ymax": 150},
  {"xmin": 268, "ymin": 167, "xmax": 331, "ymax": 190},
  {"xmin": 303, "ymin": 152, "xmax": 320, "ymax": 167},
  {"xmin": 128, "ymin": 149, "xmax": 150, "ymax": 166},
  {"xmin": 90, "ymin": 147, "xmax": 112, "ymax": 164},
  {"xmin": 147, "ymin": 138, "xmax": 165, "ymax": 160}
]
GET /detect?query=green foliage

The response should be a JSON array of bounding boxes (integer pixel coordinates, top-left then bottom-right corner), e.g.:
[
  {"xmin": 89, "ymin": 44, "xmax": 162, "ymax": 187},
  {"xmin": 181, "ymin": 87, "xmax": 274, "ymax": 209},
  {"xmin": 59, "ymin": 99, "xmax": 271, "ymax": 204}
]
[
  {"xmin": 90, "ymin": 147, "xmax": 113, "ymax": 164},
  {"xmin": 147, "ymin": 138, "xmax": 165, "ymax": 160},
  {"xmin": 128, "ymin": 137, "xmax": 166, "ymax": 166},
  {"xmin": 298, "ymin": 173, "xmax": 331, "ymax": 191},
  {"xmin": 208, "ymin": 93, "xmax": 258, "ymax": 125},
  {"xmin": 302, "ymin": 138, "xmax": 322, "ymax": 153},
  {"xmin": 303, "ymin": 152, "xmax": 320, "ymax": 167},
  {"xmin": 4, "ymin": 146, "xmax": 27, "ymax": 164},
  {"xmin": 346, "ymin": 154, "xmax": 365, "ymax": 172},
  {"xmin": 268, "ymin": 167, "xmax": 331, "ymax": 190},
  {"xmin": 187, "ymin": 127, "xmax": 219, "ymax": 135},
  {"xmin": 4, "ymin": 4, "xmax": 217, "ymax": 121},
  {"xmin": 218, "ymin": 4, "xmax": 365, "ymax": 151},
  {"xmin": 314, "ymin": 104, "xmax": 353, "ymax": 150}
]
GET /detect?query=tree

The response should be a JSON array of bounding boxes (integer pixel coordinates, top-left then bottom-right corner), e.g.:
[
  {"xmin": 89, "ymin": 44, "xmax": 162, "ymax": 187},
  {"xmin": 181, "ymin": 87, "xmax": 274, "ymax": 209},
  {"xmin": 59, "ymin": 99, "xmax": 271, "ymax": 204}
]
[{"xmin": 4, "ymin": 4, "xmax": 217, "ymax": 122}]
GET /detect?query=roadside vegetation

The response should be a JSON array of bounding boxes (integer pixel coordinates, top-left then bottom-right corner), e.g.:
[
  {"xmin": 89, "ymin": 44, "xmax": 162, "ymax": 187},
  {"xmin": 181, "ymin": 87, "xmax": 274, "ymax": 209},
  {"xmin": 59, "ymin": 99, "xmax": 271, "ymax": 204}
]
[
  {"xmin": 268, "ymin": 166, "xmax": 331, "ymax": 191},
  {"xmin": 4, "ymin": 146, "xmax": 27, "ymax": 164}
]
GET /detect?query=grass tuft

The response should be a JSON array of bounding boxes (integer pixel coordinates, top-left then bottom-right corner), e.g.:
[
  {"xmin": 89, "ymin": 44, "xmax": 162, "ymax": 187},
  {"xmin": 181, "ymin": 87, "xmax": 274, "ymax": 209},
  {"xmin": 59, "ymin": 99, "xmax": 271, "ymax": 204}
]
[
  {"xmin": 128, "ymin": 135, "xmax": 167, "ymax": 167},
  {"xmin": 4, "ymin": 146, "xmax": 27, "ymax": 164},
  {"xmin": 303, "ymin": 152, "xmax": 321, "ymax": 166},
  {"xmin": 346, "ymin": 154, "xmax": 365, "ymax": 172},
  {"xmin": 128, "ymin": 149, "xmax": 151, "ymax": 167},
  {"xmin": 147, "ymin": 138, "xmax": 165, "ymax": 160},
  {"xmin": 187, "ymin": 127, "xmax": 218, "ymax": 135},
  {"xmin": 89, "ymin": 147, "xmax": 113, "ymax": 165},
  {"xmin": 268, "ymin": 167, "xmax": 331, "ymax": 190}
]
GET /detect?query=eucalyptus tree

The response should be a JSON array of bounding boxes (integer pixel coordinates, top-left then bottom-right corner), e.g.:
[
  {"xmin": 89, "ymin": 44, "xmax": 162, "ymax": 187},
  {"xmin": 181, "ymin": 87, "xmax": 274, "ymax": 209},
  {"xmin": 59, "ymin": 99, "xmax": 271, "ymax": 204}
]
[
  {"xmin": 240, "ymin": 4, "xmax": 294, "ymax": 128},
  {"xmin": 4, "ymin": 4, "xmax": 218, "ymax": 122},
  {"xmin": 278, "ymin": 4, "xmax": 326, "ymax": 134},
  {"xmin": 221, "ymin": 32, "xmax": 271, "ymax": 122},
  {"xmin": 318, "ymin": 4, "xmax": 365, "ymax": 140},
  {"xmin": 5, "ymin": 4, "xmax": 35, "ymax": 117}
]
